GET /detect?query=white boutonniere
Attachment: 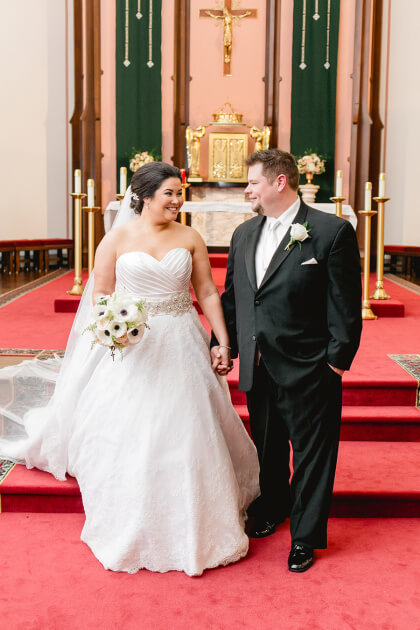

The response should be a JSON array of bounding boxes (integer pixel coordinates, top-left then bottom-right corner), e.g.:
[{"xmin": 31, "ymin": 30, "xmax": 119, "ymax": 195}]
[{"xmin": 285, "ymin": 222, "xmax": 313, "ymax": 251}]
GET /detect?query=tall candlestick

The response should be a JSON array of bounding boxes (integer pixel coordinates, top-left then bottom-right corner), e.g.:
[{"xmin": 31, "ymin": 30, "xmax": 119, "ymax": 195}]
[
  {"xmin": 180, "ymin": 169, "xmax": 186, "ymax": 184},
  {"xmin": 365, "ymin": 182, "xmax": 372, "ymax": 211},
  {"xmin": 120, "ymin": 167, "xmax": 127, "ymax": 196},
  {"xmin": 87, "ymin": 179, "xmax": 95, "ymax": 207},
  {"xmin": 378, "ymin": 172, "xmax": 386, "ymax": 197},
  {"xmin": 335, "ymin": 170, "xmax": 343, "ymax": 197},
  {"xmin": 74, "ymin": 169, "xmax": 81, "ymax": 194}
]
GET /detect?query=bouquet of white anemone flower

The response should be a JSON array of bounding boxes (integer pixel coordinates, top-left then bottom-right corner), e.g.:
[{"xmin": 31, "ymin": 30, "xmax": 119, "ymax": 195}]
[
  {"xmin": 84, "ymin": 290, "xmax": 149, "ymax": 360},
  {"xmin": 129, "ymin": 151, "xmax": 154, "ymax": 173}
]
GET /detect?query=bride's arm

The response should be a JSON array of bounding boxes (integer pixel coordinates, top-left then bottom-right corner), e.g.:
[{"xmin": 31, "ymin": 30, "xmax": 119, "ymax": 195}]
[
  {"xmin": 190, "ymin": 231, "xmax": 232, "ymax": 373},
  {"xmin": 92, "ymin": 231, "xmax": 118, "ymax": 304}
]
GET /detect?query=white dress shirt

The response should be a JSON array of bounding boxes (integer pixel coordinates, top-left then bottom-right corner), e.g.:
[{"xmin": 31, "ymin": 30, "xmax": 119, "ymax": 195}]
[{"xmin": 255, "ymin": 197, "xmax": 301, "ymax": 288}]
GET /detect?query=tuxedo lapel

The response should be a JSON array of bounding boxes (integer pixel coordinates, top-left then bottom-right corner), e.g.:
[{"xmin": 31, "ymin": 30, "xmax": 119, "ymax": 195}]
[
  {"xmin": 244, "ymin": 215, "xmax": 265, "ymax": 292},
  {"xmin": 257, "ymin": 201, "xmax": 309, "ymax": 292}
]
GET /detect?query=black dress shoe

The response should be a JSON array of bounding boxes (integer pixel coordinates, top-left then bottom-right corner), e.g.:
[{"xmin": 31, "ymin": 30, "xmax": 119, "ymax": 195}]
[
  {"xmin": 249, "ymin": 518, "xmax": 282, "ymax": 538},
  {"xmin": 288, "ymin": 544, "xmax": 313, "ymax": 572}
]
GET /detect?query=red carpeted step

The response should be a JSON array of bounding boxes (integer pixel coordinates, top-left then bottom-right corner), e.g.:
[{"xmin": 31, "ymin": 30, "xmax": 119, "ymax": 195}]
[
  {"xmin": 370, "ymin": 299, "xmax": 405, "ymax": 317},
  {"xmin": 233, "ymin": 403, "xmax": 420, "ymax": 441},
  {"xmin": 340, "ymin": 405, "xmax": 420, "ymax": 441},
  {"xmin": 208, "ymin": 253, "xmax": 228, "ymax": 268},
  {"xmin": 2, "ymin": 442, "xmax": 419, "ymax": 516},
  {"xmin": 0, "ymin": 465, "xmax": 83, "ymax": 513},
  {"xmin": 331, "ymin": 441, "xmax": 420, "ymax": 516}
]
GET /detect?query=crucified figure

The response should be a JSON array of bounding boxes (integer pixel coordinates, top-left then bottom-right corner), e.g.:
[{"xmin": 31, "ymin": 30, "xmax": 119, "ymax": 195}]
[{"xmin": 204, "ymin": 7, "xmax": 251, "ymax": 64}]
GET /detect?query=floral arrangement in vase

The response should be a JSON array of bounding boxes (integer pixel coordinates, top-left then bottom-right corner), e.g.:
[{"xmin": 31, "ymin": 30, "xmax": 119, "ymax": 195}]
[
  {"xmin": 129, "ymin": 150, "xmax": 156, "ymax": 173},
  {"xmin": 296, "ymin": 151, "xmax": 326, "ymax": 184}
]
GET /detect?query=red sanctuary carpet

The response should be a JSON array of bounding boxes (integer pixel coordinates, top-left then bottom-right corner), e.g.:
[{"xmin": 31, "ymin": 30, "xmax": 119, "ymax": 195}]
[{"xmin": 1, "ymin": 258, "xmax": 420, "ymax": 628}]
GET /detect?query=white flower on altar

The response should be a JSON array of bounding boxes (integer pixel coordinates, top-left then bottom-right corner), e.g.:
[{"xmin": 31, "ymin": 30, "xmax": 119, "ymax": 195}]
[
  {"xmin": 127, "ymin": 327, "xmax": 145, "ymax": 345},
  {"xmin": 95, "ymin": 328, "xmax": 114, "ymax": 347}
]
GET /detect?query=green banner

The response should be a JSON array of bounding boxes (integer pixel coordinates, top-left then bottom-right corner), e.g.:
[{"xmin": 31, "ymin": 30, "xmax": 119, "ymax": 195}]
[
  {"xmin": 290, "ymin": 0, "xmax": 340, "ymax": 202},
  {"xmin": 116, "ymin": 0, "xmax": 162, "ymax": 183}
]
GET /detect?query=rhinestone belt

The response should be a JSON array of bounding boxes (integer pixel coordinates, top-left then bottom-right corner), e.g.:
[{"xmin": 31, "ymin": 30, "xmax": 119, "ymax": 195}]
[{"xmin": 144, "ymin": 292, "xmax": 193, "ymax": 317}]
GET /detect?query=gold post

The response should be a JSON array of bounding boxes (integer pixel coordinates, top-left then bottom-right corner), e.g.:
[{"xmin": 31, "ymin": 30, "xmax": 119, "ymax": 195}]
[
  {"xmin": 67, "ymin": 193, "xmax": 87, "ymax": 295},
  {"xmin": 180, "ymin": 181, "xmax": 190, "ymax": 226},
  {"xmin": 330, "ymin": 196, "xmax": 345, "ymax": 218},
  {"xmin": 82, "ymin": 206, "xmax": 101, "ymax": 275},
  {"xmin": 359, "ymin": 209, "xmax": 378, "ymax": 320},
  {"xmin": 370, "ymin": 196, "xmax": 391, "ymax": 300}
]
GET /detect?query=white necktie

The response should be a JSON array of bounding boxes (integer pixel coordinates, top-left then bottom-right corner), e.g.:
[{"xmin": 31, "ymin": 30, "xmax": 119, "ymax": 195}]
[{"xmin": 262, "ymin": 221, "xmax": 281, "ymax": 272}]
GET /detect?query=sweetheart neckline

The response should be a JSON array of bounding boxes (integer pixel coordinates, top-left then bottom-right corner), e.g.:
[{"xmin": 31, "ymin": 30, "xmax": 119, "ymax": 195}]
[{"xmin": 116, "ymin": 247, "xmax": 192, "ymax": 265}]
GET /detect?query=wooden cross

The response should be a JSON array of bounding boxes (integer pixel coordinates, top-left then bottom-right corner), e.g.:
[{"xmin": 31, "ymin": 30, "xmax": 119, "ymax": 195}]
[{"xmin": 199, "ymin": 1, "xmax": 257, "ymax": 75}]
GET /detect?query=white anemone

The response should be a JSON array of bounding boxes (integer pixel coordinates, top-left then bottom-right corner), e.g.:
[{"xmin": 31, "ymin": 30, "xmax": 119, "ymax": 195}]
[
  {"xmin": 127, "ymin": 326, "xmax": 145, "ymax": 345},
  {"xmin": 110, "ymin": 321, "xmax": 127, "ymax": 339},
  {"xmin": 111, "ymin": 299, "xmax": 139, "ymax": 323},
  {"xmin": 92, "ymin": 303, "xmax": 110, "ymax": 322},
  {"xmin": 95, "ymin": 328, "xmax": 114, "ymax": 347}
]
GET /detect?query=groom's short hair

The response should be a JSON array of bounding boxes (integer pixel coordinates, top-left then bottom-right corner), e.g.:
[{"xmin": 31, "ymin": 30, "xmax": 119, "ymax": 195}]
[{"xmin": 245, "ymin": 149, "xmax": 300, "ymax": 190}]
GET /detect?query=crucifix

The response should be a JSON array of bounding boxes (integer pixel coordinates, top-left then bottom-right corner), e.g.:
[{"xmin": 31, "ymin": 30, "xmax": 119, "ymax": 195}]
[{"xmin": 199, "ymin": 1, "xmax": 257, "ymax": 76}]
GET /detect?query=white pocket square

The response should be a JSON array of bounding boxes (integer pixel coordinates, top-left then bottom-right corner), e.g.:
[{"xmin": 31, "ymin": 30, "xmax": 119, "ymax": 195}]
[{"xmin": 301, "ymin": 258, "xmax": 318, "ymax": 265}]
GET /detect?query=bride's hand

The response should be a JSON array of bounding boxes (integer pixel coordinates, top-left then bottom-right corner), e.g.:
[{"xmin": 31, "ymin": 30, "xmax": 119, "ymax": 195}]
[{"xmin": 211, "ymin": 346, "xmax": 233, "ymax": 375}]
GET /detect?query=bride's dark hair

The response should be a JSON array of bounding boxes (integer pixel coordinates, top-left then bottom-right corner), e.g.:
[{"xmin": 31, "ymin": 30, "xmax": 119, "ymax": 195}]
[{"xmin": 130, "ymin": 162, "xmax": 182, "ymax": 214}]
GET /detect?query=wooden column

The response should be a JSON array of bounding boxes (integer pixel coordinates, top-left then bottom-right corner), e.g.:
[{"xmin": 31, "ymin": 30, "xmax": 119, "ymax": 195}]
[
  {"xmin": 70, "ymin": 0, "xmax": 103, "ymax": 267},
  {"xmin": 173, "ymin": 0, "xmax": 191, "ymax": 168},
  {"xmin": 264, "ymin": 0, "xmax": 281, "ymax": 147}
]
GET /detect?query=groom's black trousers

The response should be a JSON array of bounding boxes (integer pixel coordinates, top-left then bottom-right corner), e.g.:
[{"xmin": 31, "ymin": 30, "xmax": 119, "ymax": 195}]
[{"xmin": 246, "ymin": 359, "xmax": 342, "ymax": 549}]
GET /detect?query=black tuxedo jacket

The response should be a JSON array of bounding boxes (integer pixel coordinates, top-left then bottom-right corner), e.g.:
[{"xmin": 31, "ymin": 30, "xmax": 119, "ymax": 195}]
[{"xmin": 217, "ymin": 201, "xmax": 362, "ymax": 392}]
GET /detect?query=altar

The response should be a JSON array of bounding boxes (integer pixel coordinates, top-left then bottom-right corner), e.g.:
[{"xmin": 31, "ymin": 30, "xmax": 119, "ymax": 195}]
[{"xmin": 104, "ymin": 188, "xmax": 357, "ymax": 246}]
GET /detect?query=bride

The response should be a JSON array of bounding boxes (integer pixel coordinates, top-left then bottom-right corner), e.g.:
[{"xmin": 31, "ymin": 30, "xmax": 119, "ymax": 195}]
[{"xmin": 0, "ymin": 161, "xmax": 260, "ymax": 576}]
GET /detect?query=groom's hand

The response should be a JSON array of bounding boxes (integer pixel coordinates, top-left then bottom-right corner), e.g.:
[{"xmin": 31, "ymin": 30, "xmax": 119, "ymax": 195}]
[
  {"xmin": 211, "ymin": 346, "xmax": 233, "ymax": 375},
  {"xmin": 328, "ymin": 364, "xmax": 345, "ymax": 377}
]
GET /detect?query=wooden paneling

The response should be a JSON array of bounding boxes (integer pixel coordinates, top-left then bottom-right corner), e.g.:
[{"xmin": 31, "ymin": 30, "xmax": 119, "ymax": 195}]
[
  {"xmin": 350, "ymin": 0, "xmax": 384, "ymax": 248},
  {"xmin": 264, "ymin": 0, "xmax": 281, "ymax": 147},
  {"xmin": 173, "ymin": 0, "xmax": 191, "ymax": 168}
]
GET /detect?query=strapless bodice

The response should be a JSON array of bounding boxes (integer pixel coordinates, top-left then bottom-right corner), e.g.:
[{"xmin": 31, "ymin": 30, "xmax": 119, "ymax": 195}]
[{"xmin": 115, "ymin": 248, "xmax": 192, "ymax": 299}]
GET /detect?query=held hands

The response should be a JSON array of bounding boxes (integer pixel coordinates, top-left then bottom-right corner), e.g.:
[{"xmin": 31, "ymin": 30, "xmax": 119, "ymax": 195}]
[{"xmin": 211, "ymin": 345, "xmax": 234, "ymax": 375}]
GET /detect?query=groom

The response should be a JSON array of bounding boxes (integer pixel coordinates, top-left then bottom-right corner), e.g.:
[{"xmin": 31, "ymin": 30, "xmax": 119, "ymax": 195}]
[{"xmin": 211, "ymin": 149, "xmax": 362, "ymax": 572}]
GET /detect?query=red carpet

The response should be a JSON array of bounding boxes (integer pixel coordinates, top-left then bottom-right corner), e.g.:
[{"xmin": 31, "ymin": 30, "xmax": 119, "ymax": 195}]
[
  {"xmin": 0, "ymin": 513, "xmax": 419, "ymax": 629},
  {"xmin": 1, "ymin": 258, "xmax": 420, "ymax": 627}
]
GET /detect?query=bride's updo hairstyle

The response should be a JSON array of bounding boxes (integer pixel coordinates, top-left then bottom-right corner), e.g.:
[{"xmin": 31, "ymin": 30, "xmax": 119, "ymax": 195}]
[{"xmin": 129, "ymin": 161, "xmax": 182, "ymax": 215}]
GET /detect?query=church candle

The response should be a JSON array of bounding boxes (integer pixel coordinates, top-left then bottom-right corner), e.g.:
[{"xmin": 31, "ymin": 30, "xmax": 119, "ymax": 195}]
[
  {"xmin": 87, "ymin": 179, "xmax": 95, "ymax": 207},
  {"xmin": 74, "ymin": 169, "xmax": 81, "ymax": 194},
  {"xmin": 181, "ymin": 169, "xmax": 186, "ymax": 184},
  {"xmin": 120, "ymin": 167, "xmax": 127, "ymax": 196},
  {"xmin": 379, "ymin": 172, "xmax": 386, "ymax": 197},
  {"xmin": 365, "ymin": 182, "xmax": 372, "ymax": 211},
  {"xmin": 335, "ymin": 170, "xmax": 343, "ymax": 197}
]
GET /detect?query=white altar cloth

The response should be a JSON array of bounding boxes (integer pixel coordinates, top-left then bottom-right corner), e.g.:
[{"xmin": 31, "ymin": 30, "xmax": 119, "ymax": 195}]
[{"xmin": 104, "ymin": 200, "xmax": 357, "ymax": 232}]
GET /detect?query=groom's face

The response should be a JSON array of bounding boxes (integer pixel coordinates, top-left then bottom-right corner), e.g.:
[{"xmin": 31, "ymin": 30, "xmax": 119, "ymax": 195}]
[{"xmin": 245, "ymin": 163, "xmax": 282, "ymax": 216}]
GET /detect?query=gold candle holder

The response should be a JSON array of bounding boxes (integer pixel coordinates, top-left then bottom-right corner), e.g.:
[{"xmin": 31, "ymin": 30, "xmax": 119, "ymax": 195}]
[
  {"xmin": 370, "ymin": 196, "xmax": 391, "ymax": 300},
  {"xmin": 330, "ymin": 196, "xmax": 346, "ymax": 218},
  {"xmin": 82, "ymin": 206, "xmax": 101, "ymax": 275},
  {"xmin": 67, "ymin": 193, "xmax": 87, "ymax": 295},
  {"xmin": 180, "ymin": 182, "xmax": 190, "ymax": 226},
  {"xmin": 359, "ymin": 209, "xmax": 378, "ymax": 320},
  {"xmin": 116, "ymin": 193, "xmax": 125, "ymax": 201}
]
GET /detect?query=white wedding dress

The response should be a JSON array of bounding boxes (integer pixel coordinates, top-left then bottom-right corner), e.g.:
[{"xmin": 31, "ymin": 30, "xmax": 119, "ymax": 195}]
[{"xmin": 0, "ymin": 246, "xmax": 260, "ymax": 576}]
